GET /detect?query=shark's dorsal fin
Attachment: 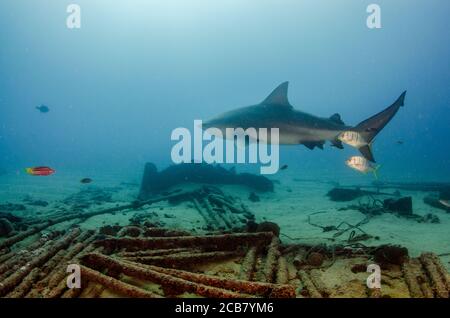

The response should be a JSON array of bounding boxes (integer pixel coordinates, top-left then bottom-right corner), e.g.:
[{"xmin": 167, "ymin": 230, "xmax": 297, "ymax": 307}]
[{"xmin": 262, "ymin": 82, "xmax": 291, "ymax": 107}]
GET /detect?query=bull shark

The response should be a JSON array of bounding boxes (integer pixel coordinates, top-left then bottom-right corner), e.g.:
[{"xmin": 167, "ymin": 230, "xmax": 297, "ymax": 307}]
[{"xmin": 203, "ymin": 82, "xmax": 406, "ymax": 162}]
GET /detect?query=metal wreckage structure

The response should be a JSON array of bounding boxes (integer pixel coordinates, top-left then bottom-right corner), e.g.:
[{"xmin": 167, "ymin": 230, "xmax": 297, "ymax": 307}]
[{"xmin": 0, "ymin": 164, "xmax": 449, "ymax": 298}]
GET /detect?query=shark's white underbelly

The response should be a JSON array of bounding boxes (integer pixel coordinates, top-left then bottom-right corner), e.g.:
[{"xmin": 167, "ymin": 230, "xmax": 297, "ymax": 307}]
[
  {"xmin": 277, "ymin": 127, "xmax": 341, "ymax": 144},
  {"xmin": 211, "ymin": 126, "xmax": 341, "ymax": 145}
]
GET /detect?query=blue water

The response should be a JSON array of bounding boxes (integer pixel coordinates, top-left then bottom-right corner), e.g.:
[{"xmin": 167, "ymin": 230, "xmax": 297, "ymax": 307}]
[
  {"xmin": 0, "ymin": 0, "xmax": 449, "ymax": 182},
  {"xmin": 1, "ymin": 2, "xmax": 450, "ymax": 298}
]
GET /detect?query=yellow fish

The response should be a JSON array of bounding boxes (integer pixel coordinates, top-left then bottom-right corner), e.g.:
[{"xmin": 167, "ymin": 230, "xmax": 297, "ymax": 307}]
[{"xmin": 345, "ymin": 156, "xmax": 380, "ymax": 178}]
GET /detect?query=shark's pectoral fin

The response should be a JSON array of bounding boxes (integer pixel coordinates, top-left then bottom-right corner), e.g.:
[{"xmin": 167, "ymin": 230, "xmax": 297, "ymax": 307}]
[
  {"xmin": 358, "ymin": 144, "xmax": 375, "ymax": 162},
  {"xmin": 331, "ymin": 139, "xmax": 344, "ymax": 149},
  {"xmin": 261, "ymin": 82, "xmax": 293, "ymax": 108},
  {"xmin": 302, "ymin": 141, "xmax": 324, "ymax": 150},
  {"xmin": 329, "ymin": 113, "xmax": 345, "ymax": 125}
]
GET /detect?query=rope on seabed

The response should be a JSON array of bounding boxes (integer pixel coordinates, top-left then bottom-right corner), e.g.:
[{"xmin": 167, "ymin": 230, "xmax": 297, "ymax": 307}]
[{"xmin": 305, "ymin": 210, "xmax": 373, "ymax": 240}]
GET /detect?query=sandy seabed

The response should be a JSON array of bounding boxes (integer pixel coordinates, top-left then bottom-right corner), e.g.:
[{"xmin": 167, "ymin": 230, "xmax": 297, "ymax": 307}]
[{"xmin": 0, "ymin": 170, "xmax": 449, "ymax": 273}]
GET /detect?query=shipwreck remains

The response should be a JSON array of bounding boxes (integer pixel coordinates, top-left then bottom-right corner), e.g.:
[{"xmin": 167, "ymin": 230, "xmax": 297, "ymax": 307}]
[
  {"xmin": 138, "ymin": 162, "xmax": 274, "ymax": 199},
  {"xmin": 0, "ymin": 184, "xmax": 449, "ymax": 298},
  {"xmin": 1, "ymin": 212, "xmax": 449, "ymax": 298},
  {"xmin": 326, "ymin": 187, "xmax": 396, "ymax": 202}
]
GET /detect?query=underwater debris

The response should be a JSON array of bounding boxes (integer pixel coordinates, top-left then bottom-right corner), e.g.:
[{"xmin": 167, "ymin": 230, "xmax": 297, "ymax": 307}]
[
  {"xmin": 0, "ymin": 212, "xmax": 22, "ymax": 223},
  {"xmin": 298, "ymin": 270, "xmax": 329, "ymax": 298},
  {"xmin": 0, "ymin": 185, "xmax": 448, "ymax": 298},
  {"xmin": 248, "ymin": 192, "xmax": 260, "ymax": 202},
  {"xmin": 84, "ymin": 229, "xmax": 295, "ymax": 297},
  {"xmin": 326, "ymin": 187, "xmax": 393, "ymax": 202},
  {"xmin": 419, "ymin": 213, "xmax": 440, "ymax": 224},
  {"xmin": 27, "ymin": 200, "xmax": 49, "ymax": 207},
  {"xmin": 351, "ymin": 263, "xmax": 368, "ymax": 273},
  {"xmin": 142, "ymin": 227, "xmax": 191, "ymax": 237},
  {"xmin": 239, "ymin": 246, "xmax": 258, "ymax": 281},
  {"xmin": 291, "ymin": 244, "xmax": 333, "ymax": 271},
  {"xmin": 306, "ymin": 252, "xmax": 325, "ymax": 267},
  {"xmin": 419, "ymin": 253, "xmax": 450, "ymax": 298},
  {"xmin": 306, "ymin": 211, "xmax": 373, "ymax": 244},
  {"xmin": 118, "ymin": 226, "xmax": 142, "ymax": 237},
  {"xmin": 423, "ymin": 194, "xmax": 450, "ymax": 212},
  {"xmin": 255, "ymin": 221, "xmax": 280, "ymax": 237},
  {"xmin": 129, "ymin": 211, "xmax": 160, "ymax": 226},
  {"xmin": 138, "ymin": 162, "xmax": 274, "ymax": 199},
  {"xmin": 99, "ymin": 225, "xmax": 122, "ymax": 236},
  {"xmin": 373, "ymin": 245, "xmax": 409, "ymax": 266},
  {"xmin": 80, "ymin": 264, "xmax": 162, "ymax": 298},
  {"xmin": 82, "ymin": 252, "xmax": 294, "ymax": 298},
  {"xmin": 94, "ymin": 232, "xmax": 274, "ymax": 251},
  {"xmin": 0, "ymin": 203, "xmax": 26, "ymax": 212},
  {"xmin": 402, "ymin": 253, "xmax": 450, "ymax": 298},
  {"xmin": 0, "ymin": 228, "xmax": 81, "ymax": 297},
  {"xmin": 383, "ymin": 197, "xmax": 413, "ymax": 216},
  {"xmin": 62, "ymin": 187, "xmax": 114, "ymax": 210},
  {"xmin": 0, "ymin": 219, "xmax": 14, "ymax": 237},
  {"xmin": 185, "ymin": 187, "xmax": 254, "ymax": 231},
  {"xmin": 0, "ymin": 218, "xmax": 449, "ymax": 298},
  {"xmin": 23, "ymin": 195, "xmax": 49, "ymax": 207},
  {"xmin": 1, "ymin": 186, "xmax": 250, "ymax": 243},
  {"xmin": 263, "ymin": 236, "xmax": 281, "ymax": 282},
  {"xmin": 393, "ymin": 190, "xmax": 402, "ymax": 197},
  {"xmin": 338, "ymin": 196, "xmax": 433, "ymax": 223},
  {"xmin": 370, "ymin": 181, "xmax": 450, "ymax": 193}
]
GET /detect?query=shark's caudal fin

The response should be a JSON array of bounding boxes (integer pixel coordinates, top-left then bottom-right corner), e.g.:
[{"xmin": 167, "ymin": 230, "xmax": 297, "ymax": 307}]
[
  {"xmin": 359, "ymin": 145, "xmax": 375, "ymax": 162},
  {"xmin": 354, "ymin": 91, "xmax": 406, "ymax": 162}
]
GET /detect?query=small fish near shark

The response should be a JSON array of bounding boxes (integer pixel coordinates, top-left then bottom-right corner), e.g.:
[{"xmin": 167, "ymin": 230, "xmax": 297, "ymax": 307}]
[
  {"xmin": 203, "ymin": 82, "xmax": 406, "ymax": 163},
  {"xmin": 346, "ymin": 156, "xmax": 381, "ymax": 178}
]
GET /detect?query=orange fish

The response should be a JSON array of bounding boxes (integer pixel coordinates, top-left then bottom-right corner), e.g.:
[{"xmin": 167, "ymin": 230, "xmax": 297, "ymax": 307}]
[{"xmin": 25, "ymin": 166, "xmax": 55, "ymax": 176}]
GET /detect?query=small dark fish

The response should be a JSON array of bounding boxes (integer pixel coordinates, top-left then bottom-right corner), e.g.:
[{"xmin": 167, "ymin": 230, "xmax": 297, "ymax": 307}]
[
  {"xmin": 396, "ymin": 140, "xmax": 404, "ymax": 145},
  {"xmin": 36, "ymin": 105, "xmax": 49, "ymax": 113},
  {"xmin": 280, "ymin": 164, "xmax": 288, "ymax": 171},
  {"xmin": 80, "ymin": 178, "xmax": 93, "ymax": 184}
]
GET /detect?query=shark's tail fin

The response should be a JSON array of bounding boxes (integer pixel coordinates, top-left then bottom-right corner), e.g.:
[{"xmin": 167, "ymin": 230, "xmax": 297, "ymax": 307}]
[{"xmin": 354, "ymin": 91, "xmax": 406, "ymax": 162}]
